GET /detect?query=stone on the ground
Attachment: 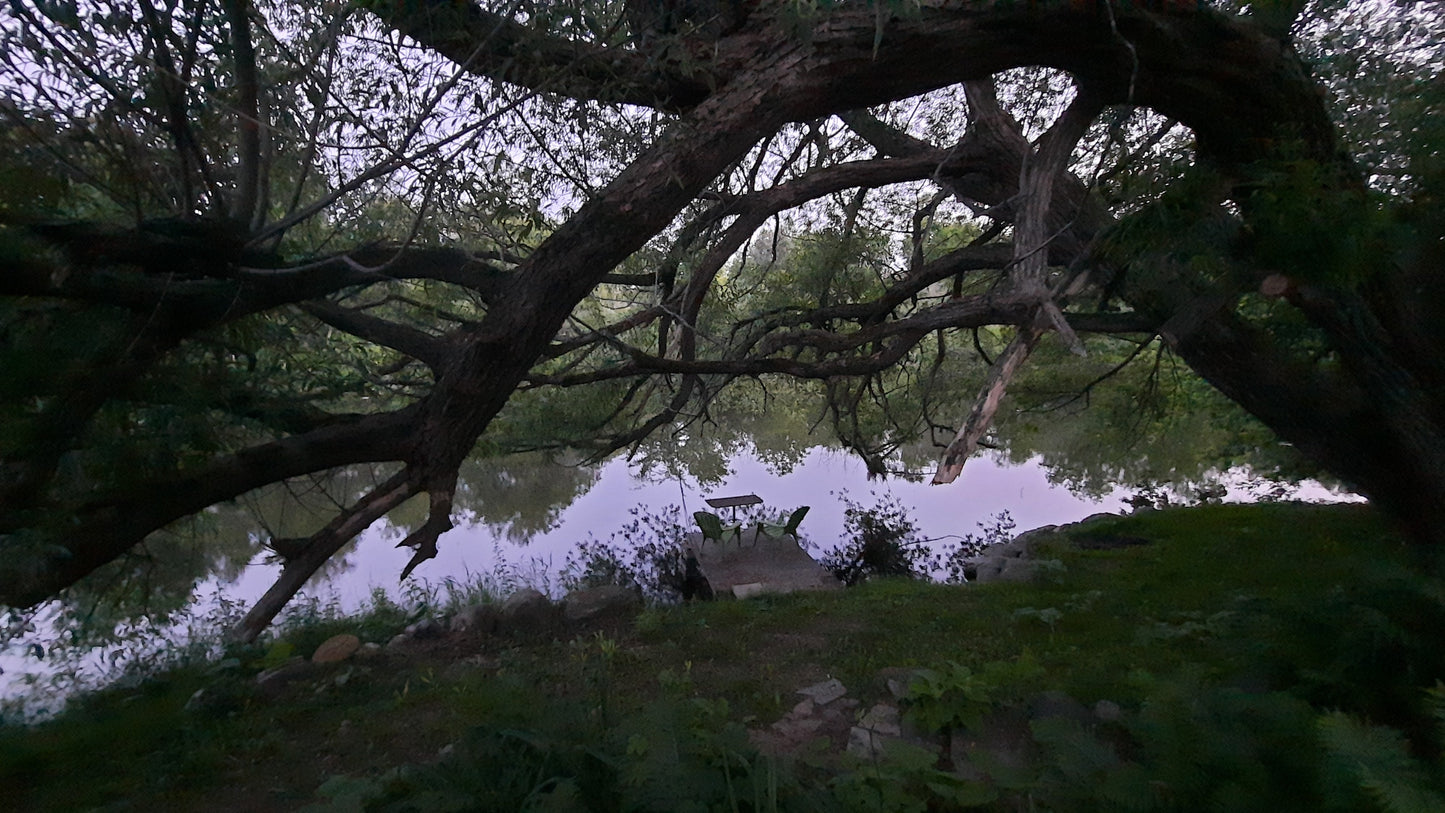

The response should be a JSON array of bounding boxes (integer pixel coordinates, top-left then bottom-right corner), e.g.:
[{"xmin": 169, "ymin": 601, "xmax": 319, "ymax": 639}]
[
  {"xmin": 847, "ymin": 703, "xmax": 903, "ymax": 758},
  {"xmin": 184, "ymin": 687, "xmax": 207, "ymax": 712},
  {"xmin": 796, "ymin": 677, "xmax": 847, "ymax": 705},
  {"xmin": 356, "ymin": 642, "xmax": 383, "ymax": 659},
  {"xmin": 1093, "ymin": 699, "xmax": 1122, "ymax": 722},
  {"xmin": 404, "ymin": 618, "xmax": 443, "ymax": 639},
  {"xmin": 750, "ymin": 685, "xmax": 858, "ymax": 756},
  {"xmin": 875, "ymin": 666, "xmax": 923, "ymax": 700},
  {"xmin": 499, "ymin": 588, "xmax": 556, "ymax": 634},
  {"xmin": 449, "ymin": 602, "xmax": 499, "ymax": 634},
  {"xmin": 732, "ymin": 582, "xmax": 773, "ymax": 599},
  {"xmin": 256, "ymin": 656, "xmax": 313, "ymax": 696},
  {"xmin": 949, "ymin": 707, "xmax": 1034, "ymax": 781},
  {"xmin": 993, "ymin": 558, "xmax": 1042, "ymax": 583},
  {"xmin": 311, "ymin": 633, "xmax": 361, "ymax": 664},
  {"xmin": 563, "ymin": 584, "xmax": 642, "ymax": 624}
]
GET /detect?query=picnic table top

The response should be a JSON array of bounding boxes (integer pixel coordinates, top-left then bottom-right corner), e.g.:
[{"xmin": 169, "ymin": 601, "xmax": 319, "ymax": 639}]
[{"xmin": 705, "ymin": 494, "xmax": 763, "ymax": 509}]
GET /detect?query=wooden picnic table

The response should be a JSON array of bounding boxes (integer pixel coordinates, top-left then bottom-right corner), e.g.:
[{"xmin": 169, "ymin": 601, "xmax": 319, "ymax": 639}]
[{"xmin": 705, "ymin": 494, "xmax": 762, "ymax": 520}]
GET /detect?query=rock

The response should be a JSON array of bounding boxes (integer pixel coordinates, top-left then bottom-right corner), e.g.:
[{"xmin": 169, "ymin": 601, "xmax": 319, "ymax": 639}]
[
  {"xmin": 183, "ymin": 688, "xmax": 209, "ymax": 713},
  {"xmin": 256, "ymin": 657, "xmax": 313, "ymax": 696},
  {"xmin": 502, "ymin": 587, "xmax": 548, "ymax": 613},
  {"xmin": 311, "ymin": 633, "xmax": 361, "ymax": 664},
  {"xmin": 774, "ymin": 716, "xmax": 824, "ymax": 738},
  {"xmin": 1071, "ymin": 532, "xmax": 1151, "ymax": 550},
  {"xmin": 563, "ymin": 584, "xmax": 642, "ymax": 624},
  {"xmin": 848, "ymin": 704, "xmax": 915, "ymax": 759},
  {"xmin": 1093, "ymin": 699, "xmax": 1122, "ymax": 722},
  {"xmin": 858, "ymin": 703, "xmax": 902, "ymax": 736},
  {"xmin": 404, "ymin": 618, "xmax": 444, "ymax": 640},
  {"xmin": 1009, "ymin": 525, "xmax": 1059, "ymax": 555},
  {"xmin": 732, "ymin": 582, "xmax": 774, "ymax": 600},
  {"xmin": 994, "ymin": 558, "xmax": 1042, "ymax": 583},
  {"xmin": 875, "ymin": 666, "xmax": 923, "ymax": 700},
  {"xmin": 796, "ymin": 678, "xmax": 847, "ymax": 706},
  {"xmin": 385, "ymin": 633, "xmax": 409, "ymax": 651},
  {"xmin": 183, "ymin": 682, "xmax": 248, "ymax": 716},
  {"xmin": 971, "ymin": 557, "xmax": 1009, "ymax": 583},
  {"xmin": 498, "ymin": 588, "xmax": 556, "ymax": 635},
  {"xmin": 987, "ymin": 557, "xmax": 1065, "ymax": 584},
  {"xmin": 847, "ymin": 726, "xmax": 887, "ymax": 759},
  {"xmin": 1029, "ymin": 690, "xmax": 1092, "ymax": 726},
  {"xmin": 949, "ymin": 707, "xmax": 1034, "ymax": 781},
  {"xmin": 450, "ymin": 603, "xmax": 499, "ymax": 634},
  {"xmin": 867, "ymin": 670, "xmax": 924, "ymax": 701},
  {"xmin": 356, "ymin": 642, "xmax": 383, "ymax": 659}
]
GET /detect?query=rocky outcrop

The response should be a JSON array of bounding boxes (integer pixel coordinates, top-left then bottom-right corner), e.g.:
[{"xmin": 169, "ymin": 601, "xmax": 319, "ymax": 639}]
[
  {"xmin": 969, "ymin": 525, "xmax": 1061, "ymax": 583},
  {"xmin": 968, "ymin": 514, "xmax": 1141, "ymax": 584},
  {"xmin": 563, "ymin": 584, "xmax": 642, "ymax": 624}
]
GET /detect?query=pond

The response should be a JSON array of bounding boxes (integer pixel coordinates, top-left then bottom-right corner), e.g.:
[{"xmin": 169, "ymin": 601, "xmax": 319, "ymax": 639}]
[
  {"xmin": 0, "ymin": 442, "xmax": 1351, "ymax": 715},
  {"xmin": 226, "ymin": 445, "xmax": 1133, "ymax": 610}
]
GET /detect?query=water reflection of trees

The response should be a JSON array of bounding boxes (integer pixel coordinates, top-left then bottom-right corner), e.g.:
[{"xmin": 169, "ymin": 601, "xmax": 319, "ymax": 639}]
[
  {"xmin": 452, "ymin": 452, "xmax": 600, "ymax": 543},
  {"xmin": 49, "ymin": 359, "xmax": 1326, "ymax": 635}
]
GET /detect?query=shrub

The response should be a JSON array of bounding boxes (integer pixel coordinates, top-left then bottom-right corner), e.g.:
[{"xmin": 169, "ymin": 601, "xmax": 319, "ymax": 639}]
[
  {"xmin": 820, "ymin": 492, "xmax": 929, "ymax": 586},
  {"xmin": 561, "ymin": 504, "xmax": 692, "ymax": 603}
]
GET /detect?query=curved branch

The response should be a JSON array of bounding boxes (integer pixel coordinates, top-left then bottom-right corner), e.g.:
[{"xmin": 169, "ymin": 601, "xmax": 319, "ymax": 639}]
[
  {"xmin": 235, "ymin": 469, "xmax": 418, "ymax": 641},
  {"xmin": 366, "ymin": 0, "xmax": 713, "ymax": 112},
  {"xmin": 0, "ymin": 406, "xmax": 421, "ymax": 608},
  {"xmin": 302, "ymin": 301, "xmax": 451, "ymax": 372}
]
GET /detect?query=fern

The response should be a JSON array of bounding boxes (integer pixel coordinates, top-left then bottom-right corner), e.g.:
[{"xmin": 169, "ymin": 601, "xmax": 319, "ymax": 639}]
[{"xmin": 1319, "ymin": 711, "xmax": 1445, "ymax": 813}]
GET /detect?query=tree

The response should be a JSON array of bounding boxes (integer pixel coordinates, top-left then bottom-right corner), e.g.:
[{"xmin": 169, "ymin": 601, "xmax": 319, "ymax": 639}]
[{"xmin": 1, "ymin": 0, "xmax": 1440, "ymax": 639}]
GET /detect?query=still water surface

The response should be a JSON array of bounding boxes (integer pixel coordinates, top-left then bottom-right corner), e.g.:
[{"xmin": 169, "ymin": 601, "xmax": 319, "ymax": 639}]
[
  {"xmin": 2, "ymin": 444, "xmax": 1350, "ymax": 710},
  {"xmin": 223, "ymin": 446, "xmax": 1130, "ymax": 609}
]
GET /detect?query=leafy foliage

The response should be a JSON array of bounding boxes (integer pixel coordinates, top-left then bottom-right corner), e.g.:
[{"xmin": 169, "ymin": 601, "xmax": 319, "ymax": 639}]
[
  {"xmin": 561, "ymin": 504, "xmax": 694, "ymax": 603},
  {"xmin": 819, "ymin": 491, "xmax": 929, "ymax": 585}
]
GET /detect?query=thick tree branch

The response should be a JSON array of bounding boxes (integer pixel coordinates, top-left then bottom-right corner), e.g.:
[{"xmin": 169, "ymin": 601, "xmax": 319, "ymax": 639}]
[
  {"xmin": 366, "ymin": 0, "xmax": 713, "ymax": 111},
  {"xmin": 301, "ymin": 301, "xmax": 451, "ymax": 373}
]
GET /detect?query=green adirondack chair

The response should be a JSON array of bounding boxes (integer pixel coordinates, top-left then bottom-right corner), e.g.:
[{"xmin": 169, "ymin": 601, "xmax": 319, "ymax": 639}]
[
  {"xmin": 694, "ymin": 510, "xmax": 742, "ymax": 546},
  {"xmin": 757, "ymin": 505, "xmax": 809, "ymax": 541}
]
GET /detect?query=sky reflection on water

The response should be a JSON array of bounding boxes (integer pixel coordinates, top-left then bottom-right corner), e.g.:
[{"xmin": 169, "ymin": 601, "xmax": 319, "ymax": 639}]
[{"xmin": 230, "ymin": 446, "xmax": 1127, "ymax": 610}]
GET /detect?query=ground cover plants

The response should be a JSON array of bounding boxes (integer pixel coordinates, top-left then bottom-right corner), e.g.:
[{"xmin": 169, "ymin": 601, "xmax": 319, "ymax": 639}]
[{"xmin": 4, "ymin": 502, "xmax": 1445, "ymax": 811}]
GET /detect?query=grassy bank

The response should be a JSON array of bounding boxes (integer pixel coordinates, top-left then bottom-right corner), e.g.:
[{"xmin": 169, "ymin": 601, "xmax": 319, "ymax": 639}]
[{"xmin": 4, "ymin": 502, "xmax": 1444, "ymax": 811}]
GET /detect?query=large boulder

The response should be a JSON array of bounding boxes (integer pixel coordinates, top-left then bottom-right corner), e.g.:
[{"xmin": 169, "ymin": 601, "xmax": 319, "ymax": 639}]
[
  {"xmin": 449, "ymin": 602, "xmax": 500, "ymax": 634},
  {"xmin": 562, "ymin": 585, "xmax": 642, "ymax": 624},
  {"xmin": 498, "ymin": 588, "xmax": 558, "ymax": 635},
  {"xmin": 311, "ymin": 633, "xmax": 361, "ymax": 664}
]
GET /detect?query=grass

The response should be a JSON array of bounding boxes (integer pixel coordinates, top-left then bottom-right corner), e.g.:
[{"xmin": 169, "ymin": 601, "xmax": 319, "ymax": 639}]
[{"xmin": 3, "ymin": 501, "xmax": 1442, "ymax": 811}]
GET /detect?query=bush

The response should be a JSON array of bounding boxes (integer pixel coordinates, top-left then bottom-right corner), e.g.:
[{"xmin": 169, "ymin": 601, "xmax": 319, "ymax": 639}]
[
  {"xmin": 935, "ymin": 511, "xmax": 1015, "ymax": 584},
  {"xmin": 561, "ymin": 504, "xmax": 692, "ymax": 603},
  {"xmin": 820, "ymin": 492, "xmax": 929, "ymax": 586}
]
